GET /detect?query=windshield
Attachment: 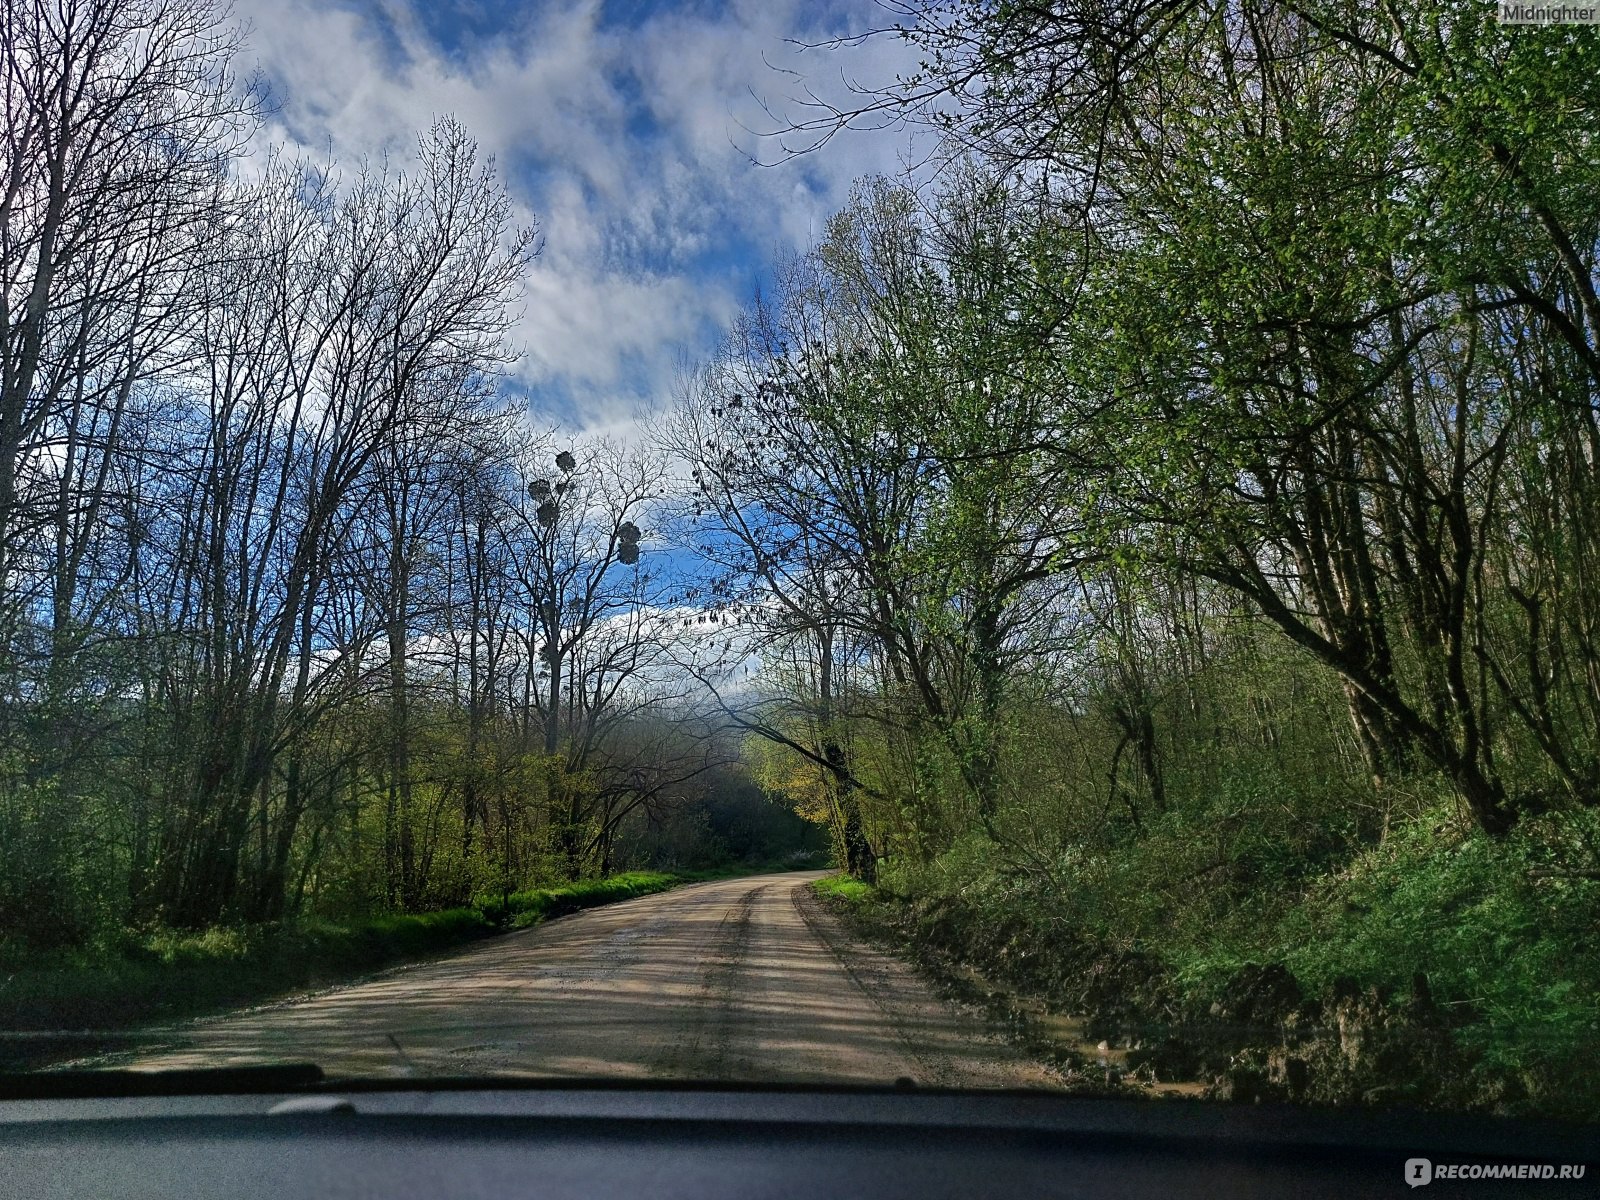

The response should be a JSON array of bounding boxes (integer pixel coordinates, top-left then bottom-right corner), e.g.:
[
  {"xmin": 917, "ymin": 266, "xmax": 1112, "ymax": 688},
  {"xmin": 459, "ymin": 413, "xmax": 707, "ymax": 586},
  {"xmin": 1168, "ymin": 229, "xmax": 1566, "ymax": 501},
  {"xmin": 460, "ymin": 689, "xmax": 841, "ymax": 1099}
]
[{"xmin": 1, "ymin": 0, "xmax": 1597, "ymax": 1132}]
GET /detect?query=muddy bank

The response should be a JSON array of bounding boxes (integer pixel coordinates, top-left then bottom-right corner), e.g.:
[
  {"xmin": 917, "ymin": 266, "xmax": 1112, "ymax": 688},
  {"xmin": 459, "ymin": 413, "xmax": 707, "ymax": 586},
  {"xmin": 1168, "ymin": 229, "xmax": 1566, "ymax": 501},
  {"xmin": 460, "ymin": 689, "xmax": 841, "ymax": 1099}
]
[{"xmin": 816, "ymin": 886, "xmax": 1594, "ymax": 1120}]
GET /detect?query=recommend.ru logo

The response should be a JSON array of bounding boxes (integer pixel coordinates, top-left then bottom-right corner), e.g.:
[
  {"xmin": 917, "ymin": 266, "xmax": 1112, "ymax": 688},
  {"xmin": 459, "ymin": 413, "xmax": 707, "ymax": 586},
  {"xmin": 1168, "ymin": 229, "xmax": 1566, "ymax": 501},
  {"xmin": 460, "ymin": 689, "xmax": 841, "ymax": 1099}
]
[{"xmin": 1404, "ymin": 1157, "xmax": 1588, "ymax": 1185}]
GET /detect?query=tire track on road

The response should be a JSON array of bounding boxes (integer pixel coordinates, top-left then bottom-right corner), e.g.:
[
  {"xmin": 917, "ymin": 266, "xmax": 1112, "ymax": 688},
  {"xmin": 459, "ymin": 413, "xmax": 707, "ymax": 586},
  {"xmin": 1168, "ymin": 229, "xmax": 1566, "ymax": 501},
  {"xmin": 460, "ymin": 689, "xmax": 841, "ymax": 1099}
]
[
  {"xmin": 789, "ymin": 881, "xmax": 962, "ymax": 1086},
  {"xmin": 790, "ymin": 881, "xmax": 1050, "ymax": 1089},
  {"xmin": 649, "ymin": 882, "xmax": 761, "ymax": 1080}
]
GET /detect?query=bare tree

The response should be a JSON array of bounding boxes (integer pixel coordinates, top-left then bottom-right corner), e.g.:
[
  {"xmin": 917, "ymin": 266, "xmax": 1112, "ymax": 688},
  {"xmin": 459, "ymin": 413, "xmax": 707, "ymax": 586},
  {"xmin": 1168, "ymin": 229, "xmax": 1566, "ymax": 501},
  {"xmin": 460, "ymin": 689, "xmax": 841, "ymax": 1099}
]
[{"xmin": 0, "ymin": 0, "xmax": 256, "ymax": 679}]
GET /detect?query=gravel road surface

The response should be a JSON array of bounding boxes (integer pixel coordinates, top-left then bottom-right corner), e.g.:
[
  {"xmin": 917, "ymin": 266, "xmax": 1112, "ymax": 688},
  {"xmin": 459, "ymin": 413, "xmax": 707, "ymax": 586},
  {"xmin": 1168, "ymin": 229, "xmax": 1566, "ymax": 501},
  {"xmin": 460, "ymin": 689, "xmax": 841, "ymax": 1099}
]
[{"xmin": 111, "ymin": 872, "xmax": 1055, "ymax": 1087}]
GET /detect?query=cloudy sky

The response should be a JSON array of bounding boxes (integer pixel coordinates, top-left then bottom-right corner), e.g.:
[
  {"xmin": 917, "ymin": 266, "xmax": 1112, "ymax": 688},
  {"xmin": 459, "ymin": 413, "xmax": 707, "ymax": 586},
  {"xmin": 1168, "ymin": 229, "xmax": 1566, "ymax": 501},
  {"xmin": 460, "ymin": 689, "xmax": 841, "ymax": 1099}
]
[{"xmin": 229, "ymin": 0, "xmax": 927, "ymax": 439}]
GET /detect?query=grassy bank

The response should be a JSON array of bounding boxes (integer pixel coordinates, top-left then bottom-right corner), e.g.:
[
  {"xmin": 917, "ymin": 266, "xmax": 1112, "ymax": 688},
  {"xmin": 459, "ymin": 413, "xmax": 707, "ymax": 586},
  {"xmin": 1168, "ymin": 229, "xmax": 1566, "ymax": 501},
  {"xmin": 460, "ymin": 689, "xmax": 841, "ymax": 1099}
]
[
  {"xmin": 813, "ymin": 807, "xmax": 1600, "ymax": 1124},
  {"xmin": 486, "ymin": 869, "xmax": 687, "ymax": 928},
  {"xmin": 1, "ymin": 862, "xmax": 818, "ymax": 1069},
  {"xmin": 812, "ymin": 875, "xmax": 873, "ymax": 905}
]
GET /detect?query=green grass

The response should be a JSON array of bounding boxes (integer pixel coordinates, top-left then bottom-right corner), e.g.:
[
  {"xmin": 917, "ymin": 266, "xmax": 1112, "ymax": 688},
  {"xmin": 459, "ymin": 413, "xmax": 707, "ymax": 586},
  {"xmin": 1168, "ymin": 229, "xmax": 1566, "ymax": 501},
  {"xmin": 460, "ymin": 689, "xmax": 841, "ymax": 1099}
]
[
  {"xmin": 812, "ymin": 874, "xmax": 873, "ymax": 904},
  {"xmin": 488, "ymin": 870, "xmax": 685, "ymax": 928},
  {"xmin": 490, "ymin": 857, "xmax": 833, "ymax": 928}
]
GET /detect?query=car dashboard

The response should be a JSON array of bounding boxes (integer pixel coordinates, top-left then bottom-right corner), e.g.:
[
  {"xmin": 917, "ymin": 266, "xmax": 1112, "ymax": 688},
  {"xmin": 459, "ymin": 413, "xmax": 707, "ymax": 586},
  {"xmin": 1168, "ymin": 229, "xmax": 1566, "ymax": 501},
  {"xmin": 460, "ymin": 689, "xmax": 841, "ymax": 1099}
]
[{"xmin": 0, "ymin": 1076, "xmax": 1590, "ymax": 1198}]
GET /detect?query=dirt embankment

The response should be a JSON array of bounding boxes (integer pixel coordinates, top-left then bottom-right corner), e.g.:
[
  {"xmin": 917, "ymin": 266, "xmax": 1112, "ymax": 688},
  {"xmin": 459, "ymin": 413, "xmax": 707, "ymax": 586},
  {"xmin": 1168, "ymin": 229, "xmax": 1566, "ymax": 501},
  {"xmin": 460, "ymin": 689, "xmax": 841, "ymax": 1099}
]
[{"xmin": 817, "ymin": 889, "xmax": 1577, "ymax": 1116}]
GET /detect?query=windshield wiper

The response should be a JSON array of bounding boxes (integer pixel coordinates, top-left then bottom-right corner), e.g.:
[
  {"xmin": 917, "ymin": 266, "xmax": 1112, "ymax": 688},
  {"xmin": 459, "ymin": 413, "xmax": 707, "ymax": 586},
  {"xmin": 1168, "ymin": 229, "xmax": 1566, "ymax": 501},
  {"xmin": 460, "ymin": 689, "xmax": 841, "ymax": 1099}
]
[{"xmin": 0, "ymin": 1063, "xmax": 325, "ymax": 1100}]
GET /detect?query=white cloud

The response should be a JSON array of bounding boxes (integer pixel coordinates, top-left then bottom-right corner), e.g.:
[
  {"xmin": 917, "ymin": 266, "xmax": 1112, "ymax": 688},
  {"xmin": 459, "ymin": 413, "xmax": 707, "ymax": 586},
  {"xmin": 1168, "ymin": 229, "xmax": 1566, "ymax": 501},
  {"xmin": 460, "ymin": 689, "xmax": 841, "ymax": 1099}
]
[{"xmin": 228, "ymin": 0, "xmax": 927, "ymax": 439}]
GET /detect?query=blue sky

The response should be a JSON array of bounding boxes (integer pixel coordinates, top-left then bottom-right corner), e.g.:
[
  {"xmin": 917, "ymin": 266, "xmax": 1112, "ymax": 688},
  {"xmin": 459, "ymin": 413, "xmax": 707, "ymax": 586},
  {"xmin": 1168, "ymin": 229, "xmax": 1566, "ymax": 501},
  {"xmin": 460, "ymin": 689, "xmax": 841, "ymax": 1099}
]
[{"xmin": 230, "ymin": 0, "xmax": 927, "ymax": 440}]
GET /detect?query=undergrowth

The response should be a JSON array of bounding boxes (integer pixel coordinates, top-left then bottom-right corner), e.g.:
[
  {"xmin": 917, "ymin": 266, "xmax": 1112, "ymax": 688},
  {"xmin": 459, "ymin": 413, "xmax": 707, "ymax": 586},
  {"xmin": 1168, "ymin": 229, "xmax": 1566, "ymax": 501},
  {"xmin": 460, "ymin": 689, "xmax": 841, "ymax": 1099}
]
[{"xmin": 819, "ymin": 805, "xmax": 1600, "ymax": 1122}]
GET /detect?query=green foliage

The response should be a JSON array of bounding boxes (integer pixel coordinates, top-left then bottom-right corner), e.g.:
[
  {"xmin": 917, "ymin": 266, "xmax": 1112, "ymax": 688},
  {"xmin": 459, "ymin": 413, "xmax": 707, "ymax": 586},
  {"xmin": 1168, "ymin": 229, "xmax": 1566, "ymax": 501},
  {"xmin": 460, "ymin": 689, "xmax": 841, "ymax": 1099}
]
[
  {"xmin": 0, "ymin": 773, "xmax": 122, "ymax": 949},
  {"xmin": 1276, "ymin": 809, "xmax": 1600, "ymax": 1072},
  {"xmin": 848, "ymin": 590, "xmax": 1600, "ymax": 1117}
]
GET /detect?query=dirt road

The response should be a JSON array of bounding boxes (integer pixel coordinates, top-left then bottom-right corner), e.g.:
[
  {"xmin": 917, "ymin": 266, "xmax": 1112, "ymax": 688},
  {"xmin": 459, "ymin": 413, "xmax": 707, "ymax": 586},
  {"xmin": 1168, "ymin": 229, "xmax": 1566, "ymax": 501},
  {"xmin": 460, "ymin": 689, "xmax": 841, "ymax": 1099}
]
[{"xmin": 111, "ymin": 872, "xmax": 1055, "ymax": 1087}]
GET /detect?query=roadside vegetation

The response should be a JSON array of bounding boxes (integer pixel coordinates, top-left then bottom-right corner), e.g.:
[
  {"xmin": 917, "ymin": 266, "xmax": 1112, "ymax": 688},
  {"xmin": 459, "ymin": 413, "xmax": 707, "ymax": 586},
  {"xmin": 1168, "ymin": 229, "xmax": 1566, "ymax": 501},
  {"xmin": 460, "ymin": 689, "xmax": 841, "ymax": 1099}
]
[{"xmin": 818, "ymin": 800, "xmax": 1600, "ymax": 1119}]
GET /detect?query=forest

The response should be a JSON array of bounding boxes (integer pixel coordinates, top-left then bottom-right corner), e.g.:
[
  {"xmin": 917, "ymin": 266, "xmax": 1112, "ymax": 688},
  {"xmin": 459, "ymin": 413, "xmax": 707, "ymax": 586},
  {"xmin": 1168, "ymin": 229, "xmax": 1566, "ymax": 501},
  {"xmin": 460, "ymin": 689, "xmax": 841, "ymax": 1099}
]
[{"xmin": 3, "ymin": 0, "xmax": 1598, "ymax": 1115}]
